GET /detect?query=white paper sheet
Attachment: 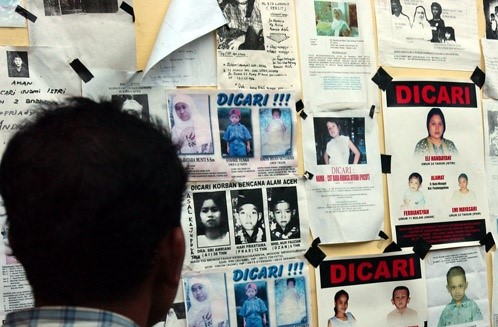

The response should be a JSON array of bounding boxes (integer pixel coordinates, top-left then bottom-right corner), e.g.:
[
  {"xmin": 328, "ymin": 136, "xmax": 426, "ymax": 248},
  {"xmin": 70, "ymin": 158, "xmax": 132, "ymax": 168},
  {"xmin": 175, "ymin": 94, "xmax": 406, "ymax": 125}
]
[
  {"xmin": 375, "ymin": 0, "xmax": 480, "ymax": 70},
  {"xmin": 383, "ymin": 79, "xmax": 489, "ymax": 249},
  {"xmin": 28, "ymin": 0, "xmax": 136, "ymax": 71},
  {"xmin": 301, "ymin": 109, "xmax": 384, "ymax": 244},
  {"xmin": 296, "ymin": 0, "xmax": 378, "ymax": 110},
  {"xmin": 143, "ymin": 0, "xmax": 226, "ymax": 77}
]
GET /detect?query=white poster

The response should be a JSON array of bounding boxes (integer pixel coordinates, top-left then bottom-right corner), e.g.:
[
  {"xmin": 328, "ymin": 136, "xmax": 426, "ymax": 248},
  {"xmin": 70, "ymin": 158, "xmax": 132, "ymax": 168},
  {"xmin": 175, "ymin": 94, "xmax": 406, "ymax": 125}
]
[
  {"xmin": 383, "ymin": 79, "xmax": 489, "ymax": 249},
  {"xmin": 216, "ymin": 0, "xmax": 301, "ymax": 91},
  {"xmin": 425, "ymin": 246, "xmax": 489, "ymax": 327},
  {"xmin": 301, "ymin": 109, "xmax": 384, "ymax": 244},
  {"xmin": 296, "ymin": 0, "xmax": 378, "ymax": 110},
  {"xmin": 375, "ymin": 0, "xmax": 480, "ymax": 70}
]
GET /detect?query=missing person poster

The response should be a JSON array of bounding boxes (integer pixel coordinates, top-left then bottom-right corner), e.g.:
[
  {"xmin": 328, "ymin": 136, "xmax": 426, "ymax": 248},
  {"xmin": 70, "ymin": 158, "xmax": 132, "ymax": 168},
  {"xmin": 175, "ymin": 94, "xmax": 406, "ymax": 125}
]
[
  {"xmin": 425, "ymin": 246, "xmax": 489, "ymax": 327},
  {"xmin": 296, "ymin": 0, "xmax": 378, "ymax": 110},
  {"xmin": 182, "ymin": 259, "xmax": 310, "ymax": 327},
  {"xmin": 301, "ymin": 109, "xmax": 384, "ymax": 244},
  {"xmin": 182, "ymin": 178, "xmax": 308, "ymax": 271},
  {"xmin": 316, "ymin": 252, "xmax": 427, "ymax": 327},
  {"xmin": 151, "ymin": 90, "xmax": 299, "ymax": 181},
  {"xmin": 383, "ymin": 79, "xmax": 489, "ymax": 249},
  {"xmin": 374, "ymin": 0, "xmax": 480, "ymax": 71}
]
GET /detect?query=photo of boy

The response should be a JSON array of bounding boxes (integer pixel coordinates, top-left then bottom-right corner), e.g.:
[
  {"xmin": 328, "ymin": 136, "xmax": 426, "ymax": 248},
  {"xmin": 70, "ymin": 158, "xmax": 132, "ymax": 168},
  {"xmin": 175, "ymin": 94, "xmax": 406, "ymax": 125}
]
[
  {"xmin": 220, "ymin": 107, "xmax": 253, "ymax": 157},
  {"xmin": 236, "ymin": 282, "xmax": 268, "ymax": 327},
  {"xmin": 231, "ymin": 190, "xmax": 266, "ymax": 244},
  {"xmin": 267, "ymin": 186, "xmax": 300, "ymax": 241},
  {"xmin": 438, "ymin": 266, "xmax": 483, "ymax": 326},
  {"xmin": 7, "ymin": 51, "xmax": 29, "ymax": 78},
  {"xmin": 386, "ymin": 286, "xmax": 419, "ymax": 327},
  {"xmin": 401, "ymin": 172, "xmax": 425, "ymax": 209}
]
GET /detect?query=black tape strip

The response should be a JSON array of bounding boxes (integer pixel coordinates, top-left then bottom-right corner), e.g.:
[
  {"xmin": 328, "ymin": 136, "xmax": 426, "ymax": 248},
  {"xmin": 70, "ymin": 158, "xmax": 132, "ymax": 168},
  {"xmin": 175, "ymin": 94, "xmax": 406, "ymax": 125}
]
[
  {"xmin": 369, "ymin": 105, "xmax": 375, "ymax": 119},
  {"xmin": 383, "ymin": 241, "xmax": 402, "ymax": 253},
  {"xmin": 381, "ymin": 154, "xmax": 391, "ymax": 174},
  {"xmin": 295, "ymin": 99, "xmax": 304, "ymax": 112},
  {"xmin": 371, "ymin": 67, "xmax": 393, "ymax": 91},
  {"xmin": 378, "ymin": 230, "xmax": 389, "ymax": 240},
  {"xmin": 479, "ymin": 232, "xmax": 495, "ymax": 252},
  {"xmin": 412, "ymin": 237, "xmax": 432, "ymax": 259},
  {"xmin": 303, "ymin": 171, "xmax": 314, "ymax": 180},
  {"xmin": 470, "ymin": 66, "xmax": 485, "ymax": 89},
  {"xmin": 304, "ymin": 237, "xmax": 326, "ymax": 268},
  {"xmin": 70, "ymin": 59, "xmax": 94, "ymax": 83},
  {"xmin": 120, "ymin": 2, "xmax": 135, "ymax": 22},
  {"xmin": 299, "ymin": 110, "xmax": 307, "ymax": 120},
  {"xmin": 15, "ymin": 5, "xmax": 37, "ymax": 22}
]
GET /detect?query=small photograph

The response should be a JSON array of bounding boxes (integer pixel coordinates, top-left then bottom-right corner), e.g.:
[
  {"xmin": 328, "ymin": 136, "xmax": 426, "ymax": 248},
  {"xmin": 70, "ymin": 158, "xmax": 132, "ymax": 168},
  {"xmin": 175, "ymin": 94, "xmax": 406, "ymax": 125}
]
[
  {"xmin": 267, "ymin": 186, "xmax": 300, "ymax": 241},
  {"xmin": 260, "ymin": 108, "xmax": 292, "ymax": 157},
  {"xmin": 184, "ymin": 273, "xmax": 230, "ymax": 327},
  {"xmin": 152, "ymin": 303, "xmax": 186, "ymax": 327},
  {"xmin": 390, "ymin": 0, "xmax": 411, "ymax": 30},
  {"xmin": 111, "ymin": 94, "xmax": 150, "ymax": 120},
  {"xmin": 484, "ymin": 0, "xmax": 498, "ymax": 39},
  {"xmin": 235, "ymin": 281, "xmax": 269, "ymax": 327},
  {"xmin": 6, "ymin": 51, "xmax": 29, "ymax": 78},
  {"xmin": 313, "ymin": 117, "xmax": 366, "ymax": 165},
  {"xmin": 386, "ymin": 285, "xmax": 419, "ymax": 327},
  {"xmin": 42, "ymin": 0, "xmax": 118, "ymax": 16},
  {"xmin": 193, "ymin": 191, "xmax": 230, "ymax": 248},
  {"xmin": 413, "ymin": 108, "xmax": 458, "ymax": 155},
  {"xmin": 231, "ymin": 189, "xmax": 266, "ymax": 244},
  {"xmin": 217, "ymin": 0, "xmax": 265, "ymax": 50},
  {"xmin": 328, "ymin": 289, "xmax": 357, "ymax": 326},
  {"xmin": 274, "ymin": 277, "xmax": 308, "ymax": 326},
  {"xmin": 450, "ymin": 173, "xmax": 477, "ymax": 207},
  {"xmin": 488, "ymin": 111, "xmax": 498, "ymax": 156},
  {"xmin": 168, "ymin": 93, "xmax": 214, "ymax": 155},
  {"xmin": 314, "ymin": 1, "xmax": 358, "ymax": 37},
  {"xmin": 2, "ymin": 225, "xmax": 18, "ymax": 265},
  {"xmin": 400, "ymin": 172, "xmax": 426, "ymax": 210},
  {"xmin": 219, "ymin": 107, "xmax": 254, "ymax": 158}
]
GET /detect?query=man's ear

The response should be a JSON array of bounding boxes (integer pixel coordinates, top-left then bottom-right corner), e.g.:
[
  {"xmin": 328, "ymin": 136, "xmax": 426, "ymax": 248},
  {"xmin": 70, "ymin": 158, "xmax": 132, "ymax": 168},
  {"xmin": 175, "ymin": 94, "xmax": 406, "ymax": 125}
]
[{"xmin": 156, "ymin": 227, "xmax": 185, "ymax": 287}]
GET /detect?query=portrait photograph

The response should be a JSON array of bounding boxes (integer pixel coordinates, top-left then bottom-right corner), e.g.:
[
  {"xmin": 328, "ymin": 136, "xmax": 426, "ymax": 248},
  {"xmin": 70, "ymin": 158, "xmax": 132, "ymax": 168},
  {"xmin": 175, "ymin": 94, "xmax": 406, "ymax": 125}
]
[
  {"xmin": 111, "ymin": 94, "xmax": 150, "ymax": 120},
  {"xmin": 234, "ymin": 280, "xmax": 269, "ymax": 327},
  {"xmin": 313, "ymin": 116, "xmax": 367, "ymax": 165},
  {"xmin": 259, "ymin": 108, "xmax": 292, "ymax": 157},
  {"xmin": 6, "ymin": 51, "xmax": 29, "ymax": 78},
  {"xmin": 193, "ymin": 191, "xmax": 231, "ymax": 248},
  {"xmin": 219, "ymin": 107, "xmax": 254, "ymax": 158},
  {"xmin": 314, "ymin": 1, "xmax": 359, "ymax": 37}
]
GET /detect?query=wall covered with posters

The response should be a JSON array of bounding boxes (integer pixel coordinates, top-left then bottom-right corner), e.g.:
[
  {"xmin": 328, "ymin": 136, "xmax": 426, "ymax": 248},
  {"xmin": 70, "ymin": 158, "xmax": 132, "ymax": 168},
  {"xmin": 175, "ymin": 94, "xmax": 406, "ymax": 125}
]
[{"xmin": 1, "ymin": 0, "xmax": 498, "ymax": 326}]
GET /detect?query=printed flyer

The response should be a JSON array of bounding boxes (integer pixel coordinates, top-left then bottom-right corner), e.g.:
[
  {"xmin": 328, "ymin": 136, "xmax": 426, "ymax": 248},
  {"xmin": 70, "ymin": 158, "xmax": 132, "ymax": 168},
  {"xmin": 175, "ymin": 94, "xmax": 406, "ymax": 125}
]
[
  {"xmin": 301, "ymin": 109, "xmax": 384, "ymax": 244},
  {"xmin": 383, "ymin": 79, "xmax": 489, "ymax": 249},
  {"xmin": 182, "ymin": 259, "xmax": 310, "ymax": 327},
  {"xmin": 182, "ymin": 178, "xmax": 308, "ymax": 271},
  {"xmin": 425, "ymin": 246, "xmax": 489, "ymax": 327},
  {"xmin": 316, "ymin": 252, "xmax": 427, "ymax": 327}
]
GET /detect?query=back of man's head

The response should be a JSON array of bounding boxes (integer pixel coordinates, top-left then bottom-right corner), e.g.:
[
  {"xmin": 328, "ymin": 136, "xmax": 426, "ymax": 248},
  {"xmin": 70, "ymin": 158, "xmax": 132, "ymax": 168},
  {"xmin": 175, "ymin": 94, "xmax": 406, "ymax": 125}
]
[{"xmin": 0, "ymin": 97, "xmax": 187, "ymax": 304}]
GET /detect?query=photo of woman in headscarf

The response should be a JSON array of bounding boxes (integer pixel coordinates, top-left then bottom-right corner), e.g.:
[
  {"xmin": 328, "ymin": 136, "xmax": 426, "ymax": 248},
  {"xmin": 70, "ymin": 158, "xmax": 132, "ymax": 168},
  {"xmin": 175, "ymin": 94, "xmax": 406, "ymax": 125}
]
[
  {"xmin": 169, "ymin": 93, "xmax": 214, "ymax": 155},
  {"xmin": 185, "ymin": 274, "xmax": 229, "ymax": 327}
]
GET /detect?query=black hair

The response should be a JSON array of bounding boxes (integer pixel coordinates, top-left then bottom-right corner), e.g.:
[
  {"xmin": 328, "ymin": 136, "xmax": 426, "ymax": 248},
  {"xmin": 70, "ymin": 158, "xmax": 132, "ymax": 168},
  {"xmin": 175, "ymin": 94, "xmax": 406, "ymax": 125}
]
[
  {"xmin": 458, "ymin": 173, "xmax": 468, "ymax": 182},
  {"xmin": 426, "ymin": 107, "xmax": 446, "ymax": 138},
  {"xmin": 271, "ymin": 108, "xmax": 281, "ymax": 116},
  {"xmin": 0, "ymin": 97, "xmax": 188, "ymax": 303},
  {"xmin": 392, "ymin": 285, "xmax": 410, "ymax": 299},
  {"xmin": 333, "ymin": 289, "xmax": 349, "ymax": 314},
  {"xmin": 408, "ymin": 172, "xmax": 422, "ymax": 184},
  {"xmin": 193, "ymin": 191, "xmax": 229, "ymax": 235},
  {"xmin": 446, "ymin": 266, "xmax": 466, "ymax": 282},
  {"xmin": 287, "ymin": 278, "xmax": 296, "ymax": 286}
]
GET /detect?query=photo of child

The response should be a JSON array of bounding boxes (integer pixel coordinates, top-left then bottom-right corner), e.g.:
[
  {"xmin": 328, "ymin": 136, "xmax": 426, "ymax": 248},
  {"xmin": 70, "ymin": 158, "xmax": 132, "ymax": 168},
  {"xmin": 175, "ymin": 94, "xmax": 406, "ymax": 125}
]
[
  {"xmin": 438, "ymin": 266, "xmax": 483, "ymax": 326},
  {"xmin": 231, "ymin": 189, "xmax": 266, "ymax": 244},
  {"xmin": 260, "ymin": 108, "xmax": 292, "ymax": 156},
  {"xmin": 236, "ymin": 281, "xmax": 268, "ymax": 327},
  {"xmin": 267, "ymin": 186, "xmax": 300, "ymax": 241},
  {"xmin": 220, "ymin": 107, "xmax": 253, "ymax": 157},
  {"xmin": 275, "ymin": 277, "xmax": 307, "ymax": 326},
  {"xmin": 400, "ymin": 172, "xmax": 425, "ymax": 209},
  {"xmin": 386, "ymin": 286, "xmax": 419, "ymax": 327}
]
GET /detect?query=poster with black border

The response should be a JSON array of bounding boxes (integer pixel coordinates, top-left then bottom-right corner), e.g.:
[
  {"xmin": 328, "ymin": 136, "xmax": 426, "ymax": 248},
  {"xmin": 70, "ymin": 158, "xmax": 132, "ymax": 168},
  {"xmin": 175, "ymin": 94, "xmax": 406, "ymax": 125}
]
[{"xmin": 383, "ymin": 79, "xmax": 489, "ymax": 249}]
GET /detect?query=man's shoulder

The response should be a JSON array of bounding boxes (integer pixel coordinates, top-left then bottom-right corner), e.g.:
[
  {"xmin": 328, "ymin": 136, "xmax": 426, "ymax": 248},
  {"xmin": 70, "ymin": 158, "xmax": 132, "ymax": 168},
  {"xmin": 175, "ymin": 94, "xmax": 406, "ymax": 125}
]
[{"xmin": 5, "ymin": 307, "xmax": 139, "ymax": 327}]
